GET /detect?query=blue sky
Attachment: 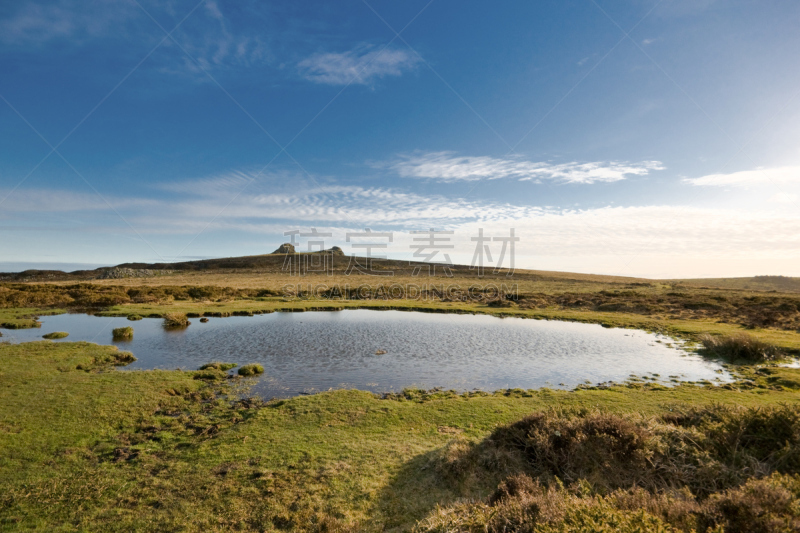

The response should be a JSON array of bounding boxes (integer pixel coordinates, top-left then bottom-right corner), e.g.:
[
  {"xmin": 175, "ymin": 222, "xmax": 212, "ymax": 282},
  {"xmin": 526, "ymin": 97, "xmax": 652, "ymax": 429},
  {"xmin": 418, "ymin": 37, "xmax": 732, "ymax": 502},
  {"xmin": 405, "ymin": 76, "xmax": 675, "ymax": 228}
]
[{"xmin": 1, "ymin": 0, "xmax": 800, "ymax": 277}]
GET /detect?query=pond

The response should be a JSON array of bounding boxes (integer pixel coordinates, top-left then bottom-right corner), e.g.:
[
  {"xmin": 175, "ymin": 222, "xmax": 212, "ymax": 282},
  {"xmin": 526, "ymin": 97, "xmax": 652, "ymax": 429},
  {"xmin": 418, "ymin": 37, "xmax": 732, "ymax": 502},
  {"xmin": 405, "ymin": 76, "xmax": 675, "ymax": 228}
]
[{"xmin": 3, "ymin": 310, "xmax": 732, "ymax": 397}]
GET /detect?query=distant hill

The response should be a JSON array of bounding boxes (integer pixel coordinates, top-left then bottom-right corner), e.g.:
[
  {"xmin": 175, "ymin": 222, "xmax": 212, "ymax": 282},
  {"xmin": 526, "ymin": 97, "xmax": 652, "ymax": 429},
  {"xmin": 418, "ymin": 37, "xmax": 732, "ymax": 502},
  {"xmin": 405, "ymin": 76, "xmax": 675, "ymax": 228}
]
[
  {"xmin": 0, "ymin": 250, "xmax": 644, "ymax": 285},
  {"xmin": 675, "ymin": 275, "xmax": 800, "ymax": 293},
  {"xmin": 0, "ymin": 251, "xmax": 798, "ymax": 292}
]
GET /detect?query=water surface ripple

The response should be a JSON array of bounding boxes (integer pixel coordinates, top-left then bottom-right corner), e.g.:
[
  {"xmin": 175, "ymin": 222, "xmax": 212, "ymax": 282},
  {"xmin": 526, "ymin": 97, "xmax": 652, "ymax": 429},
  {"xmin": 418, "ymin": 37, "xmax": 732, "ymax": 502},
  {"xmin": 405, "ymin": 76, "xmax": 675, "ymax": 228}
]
[{"xmin": 3, "ymin": 310, "xmax": 731, "ymax": 397}]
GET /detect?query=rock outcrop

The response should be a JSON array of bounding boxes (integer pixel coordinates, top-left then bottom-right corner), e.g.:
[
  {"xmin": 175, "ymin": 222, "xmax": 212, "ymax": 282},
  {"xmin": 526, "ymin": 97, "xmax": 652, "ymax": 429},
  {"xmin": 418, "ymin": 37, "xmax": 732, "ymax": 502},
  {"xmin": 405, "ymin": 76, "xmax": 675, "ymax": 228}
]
[
  {"xmin": 272, "ymin": 243, "xmax": 345, "ymax": 255},
  {"xmin": 96, "ymin": 268, "xmax": 172, "ymax": 279},
  {"xmin": 272, "ymin": 243, "xmax": 296, "ymax": 254},
  {"xmin": 327, "ymin": 246, "xmax": 345, "ymax": 256}
]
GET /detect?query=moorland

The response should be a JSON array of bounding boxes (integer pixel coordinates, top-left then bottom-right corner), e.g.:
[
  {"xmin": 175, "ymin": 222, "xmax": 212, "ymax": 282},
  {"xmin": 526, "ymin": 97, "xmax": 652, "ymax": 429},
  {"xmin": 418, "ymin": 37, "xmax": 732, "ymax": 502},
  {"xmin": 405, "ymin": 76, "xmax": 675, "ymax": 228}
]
[{"xmin": 1, "ymin": 251, "xmax": 799, "ymax": 531}]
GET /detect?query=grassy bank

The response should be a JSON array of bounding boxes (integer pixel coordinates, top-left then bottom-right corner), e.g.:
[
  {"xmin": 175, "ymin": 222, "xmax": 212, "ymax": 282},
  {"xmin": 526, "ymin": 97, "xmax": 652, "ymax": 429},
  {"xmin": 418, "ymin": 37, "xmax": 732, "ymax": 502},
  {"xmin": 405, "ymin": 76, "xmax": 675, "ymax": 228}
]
[
  {"xmin": 1, "ymin": 341, "xmax": 799, "ymax": 531},
  {"xmin": 3, "ymin": 274, "xmax": 800, "ymax": 353},
  {"xmin": 0, "ymin": 307, "xmax": 66, "ymax": 329},
  {"xmin": 3, "ymin": 295, "xmax": 800, "ymax": 353}
]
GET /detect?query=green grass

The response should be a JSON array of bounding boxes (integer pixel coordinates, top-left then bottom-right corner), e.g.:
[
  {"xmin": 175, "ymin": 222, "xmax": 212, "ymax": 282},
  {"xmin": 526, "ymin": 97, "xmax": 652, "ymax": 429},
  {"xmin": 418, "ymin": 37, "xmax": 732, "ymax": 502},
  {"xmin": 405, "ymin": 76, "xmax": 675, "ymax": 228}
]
[
  {"xmin": 42, "ymin": 331, "xmax": 69, "ymax": 339},
  {"xmin": 238, "ymin": 363, "xmax": 264, "ymax": 376},
  {"xmin": 1, "ymin": 341, "xmax": 799, "ymax": 531}
]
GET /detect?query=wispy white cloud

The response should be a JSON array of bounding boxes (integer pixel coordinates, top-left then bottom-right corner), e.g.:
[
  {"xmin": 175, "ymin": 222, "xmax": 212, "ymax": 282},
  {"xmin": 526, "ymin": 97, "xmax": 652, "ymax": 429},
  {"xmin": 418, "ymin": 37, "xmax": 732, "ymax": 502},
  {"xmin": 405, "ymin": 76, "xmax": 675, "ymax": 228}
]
[
  {"xmin": 378, "ymin": 152, "xmax": 665, "ymax": 184},
  {"xmin": 167, "ymin": 1, "xmax": 272, "ymax": 74},
  {"xmin": 0, "ymin": 0, "xmax": 135, "ymax": 45},
  {"xmin": 154, "ymin": 169, "xmax": 258, "ymax": 195},
  {"xmin": 298, "ymin": 45, "xmax": 420, "ymax": 85},
  {"xmin": 685, "ymin": 165, "xmax": 800, "ymax": 187},
  {"xmin": 0, "ymin": 0, "xmax": 271, "ymax": 76},
  {"xmin": 4, "ymin": 177, "xmax": 800, "ymax": 277},
  {"xmin": 0, "ymin": 188, "xmax": 158, "ymax": 213}
]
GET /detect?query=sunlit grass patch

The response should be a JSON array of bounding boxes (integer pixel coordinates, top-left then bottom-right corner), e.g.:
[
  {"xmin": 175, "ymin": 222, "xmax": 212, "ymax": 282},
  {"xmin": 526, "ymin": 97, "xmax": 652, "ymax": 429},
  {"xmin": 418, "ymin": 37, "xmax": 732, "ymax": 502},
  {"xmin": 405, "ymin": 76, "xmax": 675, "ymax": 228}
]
[{"xmin": 42, "ymin": 331, "xmax": 68, "ymax": 339}]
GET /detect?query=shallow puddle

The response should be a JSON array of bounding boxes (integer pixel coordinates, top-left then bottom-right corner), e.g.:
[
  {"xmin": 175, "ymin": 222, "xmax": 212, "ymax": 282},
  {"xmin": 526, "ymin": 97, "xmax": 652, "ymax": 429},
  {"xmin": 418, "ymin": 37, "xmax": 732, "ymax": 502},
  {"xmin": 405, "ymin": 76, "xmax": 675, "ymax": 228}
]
[{"xmin": 3, "ymin": 309, "xmax": 732, "ymax": 397}]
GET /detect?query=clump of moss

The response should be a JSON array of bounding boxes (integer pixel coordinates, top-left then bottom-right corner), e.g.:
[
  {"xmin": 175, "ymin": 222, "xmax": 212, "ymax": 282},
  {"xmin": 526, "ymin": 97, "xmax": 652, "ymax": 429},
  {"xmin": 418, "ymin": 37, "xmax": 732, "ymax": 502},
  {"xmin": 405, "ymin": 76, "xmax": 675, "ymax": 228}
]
[
  {"xmin": 42, "ymin": 331, "xmax": 69, "ymax": 339},
  {"xmin": 163, "ymin": 312, "xmax": 190, "ymax": 329},
  {"xmin": 199, "ymin": 362, "xmax": 237, "ymax": 371},
  {"xmin": 699, "ymin": 333, "xmax": 784, "ymax": 362},
  {"xmin": 199, "ymin": 317, "xmax": 209, "ymax": 323},
  {"xmin": 112, "ymin": 326, "xmax": 133, "ymax": 340},
  {"xmin": 126, "ymin": 314, "xmax": 143, "ymax": 321},
  {"xmin": 238, "ymin": 364, "xmax": 264, "ymax": 377}
]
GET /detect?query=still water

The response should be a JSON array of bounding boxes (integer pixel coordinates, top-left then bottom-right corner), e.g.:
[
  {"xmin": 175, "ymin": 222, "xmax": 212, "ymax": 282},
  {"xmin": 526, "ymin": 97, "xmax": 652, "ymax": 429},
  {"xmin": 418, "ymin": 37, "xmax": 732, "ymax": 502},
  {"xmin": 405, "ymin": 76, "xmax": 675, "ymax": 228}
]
[{"xmin": 3, "ymin": 310, "xmax": 731, "ymax": 397}]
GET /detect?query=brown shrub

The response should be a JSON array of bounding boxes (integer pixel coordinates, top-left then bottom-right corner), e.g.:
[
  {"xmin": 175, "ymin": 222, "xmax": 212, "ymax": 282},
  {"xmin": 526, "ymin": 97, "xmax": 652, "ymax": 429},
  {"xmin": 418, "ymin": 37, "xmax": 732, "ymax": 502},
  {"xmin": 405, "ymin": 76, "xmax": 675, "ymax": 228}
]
[
  {"xmin": 415, "ymin": 477, "xmax": 680, "ymax": 533},
  {"xmin": 482, "ymin": 405, "xmax": 800, "ymax": 497},
  {"xmin": 418, "ymin": 406, "xmax": 800, "ymax": 532},
  {"xmin": 698, "ymin": 474, "xmax": 800, "ymax": 533},
  {"xmin": 489, "ymin": 410, "xmax": 656, "ymax": 490}
]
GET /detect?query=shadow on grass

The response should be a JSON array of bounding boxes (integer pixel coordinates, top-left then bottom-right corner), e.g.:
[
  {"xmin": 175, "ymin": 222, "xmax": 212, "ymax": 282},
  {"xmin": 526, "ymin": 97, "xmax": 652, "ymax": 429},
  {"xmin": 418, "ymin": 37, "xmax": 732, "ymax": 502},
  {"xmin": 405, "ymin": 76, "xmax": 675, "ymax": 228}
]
[{"xmin": 374, "ymin": 440, "xmax": 517, "ymax": 531}]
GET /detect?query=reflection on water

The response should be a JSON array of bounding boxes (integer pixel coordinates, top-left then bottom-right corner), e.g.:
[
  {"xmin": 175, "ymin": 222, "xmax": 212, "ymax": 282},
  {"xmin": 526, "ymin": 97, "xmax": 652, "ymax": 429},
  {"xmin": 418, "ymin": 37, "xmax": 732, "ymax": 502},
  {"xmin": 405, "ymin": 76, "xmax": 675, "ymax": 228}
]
[{"xmin": 3, "ymin": 309, "xmax": 732, "ymax": 397}]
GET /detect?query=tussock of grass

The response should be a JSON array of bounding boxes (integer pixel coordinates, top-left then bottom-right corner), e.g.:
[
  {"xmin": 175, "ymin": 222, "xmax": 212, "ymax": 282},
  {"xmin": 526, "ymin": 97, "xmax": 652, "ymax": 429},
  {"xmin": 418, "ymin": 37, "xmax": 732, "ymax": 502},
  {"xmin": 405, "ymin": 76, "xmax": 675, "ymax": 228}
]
[
  {"xmin": 126, "ymin": 314, "xmax": 142, "ymax": 321},
  {"xmin": 42, "ymin": 331, "xmax": 68, "ymax": 339},
  {"xmin": 163, "ymin": 312, "xmax": 190, "ymax": 329},
  {"xmin": 700, "ymin": 333, "xmax": 784, "ymax": 362},
  {"xmin": 199, "ymin": 362, "xmax": 237, "ymax": 371},
  {"xmin": 237, "ymin": 363, "xmax": 264, "ymax": 376},
  {"xmin": 422, "ymin": 406, "xmax": 800, "ymax": 532},
  {"xmin": 416, "ymin": 473, "xmax": 800, "ymax": 532},
  {"xmin": 112, "ymin": 326, "xmax": 133, "ymax": 340}
]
